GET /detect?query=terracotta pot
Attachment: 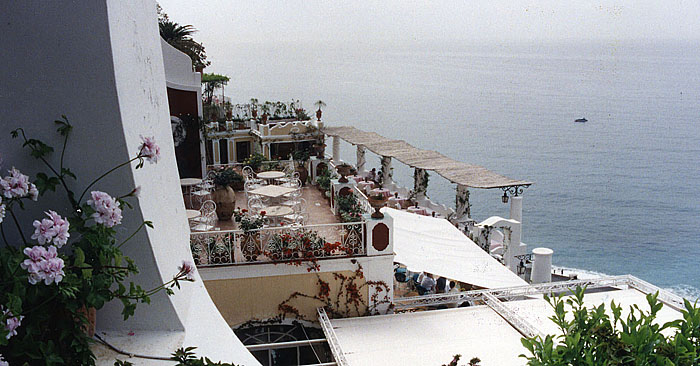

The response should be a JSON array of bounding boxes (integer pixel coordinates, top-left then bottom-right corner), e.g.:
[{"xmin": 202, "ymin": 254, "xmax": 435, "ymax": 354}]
[
  {"xmin": 336, "ymin": 165, "xmax": 354, "ymax": 183},
  {"xmin": 252, "ymin": 109, "xmax": 258, "ymax": 118},
  {"xmin": 78, "ymin": 306, "xmax": 96, "ymax": 337},
  {"xmin": 211, "ymin": 185, "xmax": 236, "ymax": 220},
  {"xmin": 313, "ymin": 143, "xmax": 326, "ymax": 158},
  {"xmin": 295, "ymin": 165, "xmax": 308, "ymax": 186},
  {"xmin": 261, "ymin": 113, "xmax": 269, "ymax": 124},
  {"xmin": 368, "ymin": 196, "xmax": 387, "ymax": 219},
  {"xmin": 316, "ymin": 109, "xmax": 322, "ymax": 121}
]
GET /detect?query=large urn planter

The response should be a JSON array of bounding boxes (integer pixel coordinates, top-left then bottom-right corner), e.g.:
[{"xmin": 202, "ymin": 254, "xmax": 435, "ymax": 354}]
[
  {"xmin": 231, "ymin": 180, "xmax": 245, "ymax": 191},
  {"xmin": 336, "ymin": 164, "xmax": 355, "ymax": 183},
  {"xmin": 313, "ymin": 143, "xmax": 326, "ymax": 158},
  {"xmin": 296, "ymin": 164, "xmax": 309, "ymax": 186},
  {"xmin": 211, "ymin": 185, "xmax": 236, "ymax": 220},
  {"xmin": 368, "ymin": 195, "xmax": 388, "ymax": 219}
]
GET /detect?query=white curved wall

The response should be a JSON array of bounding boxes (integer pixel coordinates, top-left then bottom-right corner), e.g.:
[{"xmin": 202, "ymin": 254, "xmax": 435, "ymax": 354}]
[
  {"xmin": 161, "ymin": 38, "xmax": 202, "ymax": 91},
  {"xmin": 1, "ymin": 1, "xmax": 258, "ymax": 364}
]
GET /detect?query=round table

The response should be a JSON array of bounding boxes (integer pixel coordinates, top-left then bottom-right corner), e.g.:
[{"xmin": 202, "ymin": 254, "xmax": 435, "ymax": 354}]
[
  {"xmin": 257, "ymin": 171, "xmax": 286, "ymax": 184},
  {"xmin": 357, "ymin": 181, "xmax": 374, "ymax": 192},
  {"xmin": 370, "ymin": 188, "xmax": 391, "ymax": 199},
  {"xmin": 263, "ymin": 205, "xmax": 294, "ymax": 226},
  {"xmin": 180, "ymin": 178, "xmax": 203, "ymax": 207},
  {"xmin": 407, "ymin": 206, "xmax": 428, "ymax": 216},
  {"xmin": 388, "ymin": 196, "xmax": 407, "ymax": 209}
]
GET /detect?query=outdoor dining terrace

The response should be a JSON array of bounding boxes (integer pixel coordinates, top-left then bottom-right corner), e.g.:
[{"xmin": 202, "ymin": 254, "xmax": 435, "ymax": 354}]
[{"xmin": 183, "ymin": 165, "xmax": 372, "ymax": 267}]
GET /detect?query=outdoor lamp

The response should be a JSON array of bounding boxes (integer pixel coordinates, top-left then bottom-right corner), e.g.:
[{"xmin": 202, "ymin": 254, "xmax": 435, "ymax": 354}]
[{"xmin": 502, "ymin": 191, "xmax": 509, "ymax": 203}]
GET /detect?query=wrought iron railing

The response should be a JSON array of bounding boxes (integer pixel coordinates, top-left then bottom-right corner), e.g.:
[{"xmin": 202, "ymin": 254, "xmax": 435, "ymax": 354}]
[{"xmin": 190, "ymin": 221, "xmax": 366, "ymax": 266}]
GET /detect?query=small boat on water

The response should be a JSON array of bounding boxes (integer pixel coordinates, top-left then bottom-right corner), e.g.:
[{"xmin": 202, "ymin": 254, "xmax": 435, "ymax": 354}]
[{"xmin": 574, "ymin": 118, "xmax": 588, "ymax": 123}]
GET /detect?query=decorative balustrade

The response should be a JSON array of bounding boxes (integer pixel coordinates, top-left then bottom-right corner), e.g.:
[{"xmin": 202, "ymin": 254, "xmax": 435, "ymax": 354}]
[
  {"xmin": 190, "ymin": 221, "xmax": 366, "ymax": 267},
  {"xmin": 352, "ymin": 185, "xmax": 373, "ymax": 214}
]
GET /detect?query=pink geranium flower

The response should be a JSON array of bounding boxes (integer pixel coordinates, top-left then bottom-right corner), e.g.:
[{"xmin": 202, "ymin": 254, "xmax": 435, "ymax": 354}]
[
  {"xmin": 138, "ymin": 136, "xmax": 161, "ymax": 164},
  {"xmin": 87, "ymin": 191, "xmax": 122, "ymax": 228},
  {"xmin": 31, "ymin": 211, "xmax": 70, "ymax": 248},
  {"xmin": 21, "ymin": 245, "xmax": 64, "ymax": 285},
  {"xmin": 1, "ymin": 167, "xmax": 30, "ymax": 199},
  {"xmin": 2, "ymin": 307, "xmax": 24, "ymax": 340},
  {"xmin": 178, "ymin": 260, "xmax": 196, "ymax": 281}
]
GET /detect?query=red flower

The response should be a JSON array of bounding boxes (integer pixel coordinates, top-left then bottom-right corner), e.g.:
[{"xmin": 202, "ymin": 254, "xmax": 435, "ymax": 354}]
[
  {"xmin": 260, "ymin": 211, "xmax": 266, "ymax": 216},
  {"xmin": 241, "ymin": 209, "xmax": 248, "ymax": 213}
]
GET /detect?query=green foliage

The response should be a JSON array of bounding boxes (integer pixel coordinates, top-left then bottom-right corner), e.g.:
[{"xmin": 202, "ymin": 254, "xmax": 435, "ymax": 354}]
[
  {"xmin": 158, "ymin": 10, "xmax": 210, "ymax": 69},
  {"xmin": 212, "ymin": 168, "xmax": 243, "ymax": 188},
  {"xmin": 337, "ymin": 194, "xmax": 364, "ymax": 223},
  {"xmin": 201, "ymin": 73, "xmax": 230, "ymax": 106},
  {"xmin": 292, "ymin": 148, "xmax": 311, "ymax": 163},
  {"xmin": 1, "ymin": 119, "xmax": 190, "ymax": 365},
  {"xmin": 114, "ymin": 347, "xmax": 241, "ymax": 366},
  {"xmin": 242, "ymin": 153, "xmax": 266, "ymax": 171},
  {"xmin": 520, "ymin": 286, "xmax": 700, "ymax": 366},
  {"xmin": 315, "ymin": 167, "xmax": 335, "ymax": 192},
  {"xmin": 442, "ymin": 354, "xmax": 482, "ymax": 366}
]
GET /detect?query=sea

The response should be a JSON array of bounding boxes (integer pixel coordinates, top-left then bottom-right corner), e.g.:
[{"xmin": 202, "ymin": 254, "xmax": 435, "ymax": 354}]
[{"xmin": 214, "ymin": 40, "xmax": 700, "ymax": 300}]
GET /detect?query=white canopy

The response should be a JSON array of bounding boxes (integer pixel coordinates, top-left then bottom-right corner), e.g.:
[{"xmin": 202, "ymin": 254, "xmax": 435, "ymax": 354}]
[
  {"xmin": 386, "ymin": 208, "xmax": 527, "ymax": 289},
  {"xmin": 330, "ymin": 306, "xmax": 527, "ymax": 366}
]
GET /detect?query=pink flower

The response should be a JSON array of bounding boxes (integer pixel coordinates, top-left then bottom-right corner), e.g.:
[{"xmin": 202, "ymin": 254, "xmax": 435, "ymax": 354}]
[
  {"xmin": 32, "ymin": 218, "xmax": 56, "ymax": 245},
  {"xmin": 1, "ymin": 167, "xmax": 30, "ymax": 199},
  {"xmin": 178, "ymin": 260, "xmax": 196, "ymax": 281},
  {"xmin": 88, "ymin": 191, "xmax": 122, "ymax": 228},
  {"xmin": 131, "ymin": 186, "xmax": 141, "ymax": 198},
  {"xmin": 29, "ymin": 183, "xmax": 39, "ymax": 201},
  {"xmin": 2, "ymin": 307, "xmax": 24, "ymax": 340},
  {"xmin": 20, "ymin": 245, "xmax": 64, "ymax": 285},
  {"xmin": 138, "ymin": 136, "xmax": 161, "ymax": 164},
  {"xmin": 30, "ymin": 211, "xmax": 70, "ymax": 248}
]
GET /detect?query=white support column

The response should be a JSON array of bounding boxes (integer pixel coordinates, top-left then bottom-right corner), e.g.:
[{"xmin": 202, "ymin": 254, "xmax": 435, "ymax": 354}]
[
  {"xmin": 510, "ymin": 196, "xmax": 522, "ymax": 224},
  {"xmin": 363, "ymin": 212, "xmax": 394, "ymax": 314},
  {"xmin": 454, "ymin": 184, "xmax": 471, "ymax": 222},
  {"xmin": 413, "ymin": 167, "xmax": 428, "ymax": 202},
  {"xmin": 356, "ymin": 145, "xmax": 366, "ymax": 174},
  {"xmin": 332, "ymin": 136, "xmax": 340, "ymax": 162},
  {"xmin": 380, "ymin": 156, "xmax": 392, "ymax": 187}
]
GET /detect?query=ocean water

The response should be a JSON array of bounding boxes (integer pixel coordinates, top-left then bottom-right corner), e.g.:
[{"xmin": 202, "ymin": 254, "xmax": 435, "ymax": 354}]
[{"xmin": 214, "ymin": 40, "xmax": 700, "ymax": 299}]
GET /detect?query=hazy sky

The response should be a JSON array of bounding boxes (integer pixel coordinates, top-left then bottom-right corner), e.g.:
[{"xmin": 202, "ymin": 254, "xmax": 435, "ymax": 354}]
[{"xmin": 158, "ymin": 0, "xmax": 700, "ymax": 47}]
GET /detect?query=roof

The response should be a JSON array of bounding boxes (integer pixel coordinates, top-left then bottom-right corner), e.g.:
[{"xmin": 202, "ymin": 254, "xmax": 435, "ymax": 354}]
[
  {"xmin": 330, "ymin": 306, "xmax": 527, "ymax": 366},
  {"xmin": 324, "ymin": 285, "xmax": 686, "ymax": 366},
  {"xmin": 386, "ymin": 208, "xmax": 528, "ymax": 289},
  {"xmin": 323, "ymin": 126, "xmax": 533, "ymax": 189}
]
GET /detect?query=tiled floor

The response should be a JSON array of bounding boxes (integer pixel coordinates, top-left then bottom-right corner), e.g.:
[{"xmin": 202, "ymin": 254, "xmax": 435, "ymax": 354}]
[{"xmin": 192, "ymin": 184, "xmax": 341, "ymax": 231}]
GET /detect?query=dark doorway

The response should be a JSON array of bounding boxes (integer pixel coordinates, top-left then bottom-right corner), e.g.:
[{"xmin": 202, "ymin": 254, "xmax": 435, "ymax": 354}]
[{"xmin": 236, "ymin": 141, "xmax": 251, "ymax": 162}]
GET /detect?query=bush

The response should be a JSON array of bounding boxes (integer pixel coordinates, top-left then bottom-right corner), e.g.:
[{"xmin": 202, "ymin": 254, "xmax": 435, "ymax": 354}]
[
  {"xmin": 212, "ymin": 168, "xmax": 243, "ymax": 187},
  {"xmin": 520, "ymin": 286, "xmax": 700, "ymax": 365},
  {"xmin": 242, "ymin": 153, "xmax": 266, "ymax": 171}
]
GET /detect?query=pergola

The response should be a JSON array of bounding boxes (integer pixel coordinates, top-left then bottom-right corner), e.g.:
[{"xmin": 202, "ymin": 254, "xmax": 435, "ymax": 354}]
[{"xmin": 323, "ymin": 126, "xmax": 533, "ymax": 222}]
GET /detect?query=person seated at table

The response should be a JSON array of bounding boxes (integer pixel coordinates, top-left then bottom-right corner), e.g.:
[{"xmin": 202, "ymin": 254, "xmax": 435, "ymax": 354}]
[
  {"xmin": 367, "ymin": 168, "xmax": 377, "ymax": 182},
  {"xmin": 436, "ymin": 276, "xmax": 448, "ymax": 293},
  {"xmin": 418, "ymin": 273, "xmax": 436, "ymax": 295}
]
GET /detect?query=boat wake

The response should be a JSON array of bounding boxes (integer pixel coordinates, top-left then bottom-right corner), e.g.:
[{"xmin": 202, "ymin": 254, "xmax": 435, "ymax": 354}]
[{"xmin": 552, "ymin": 266, "xmax": 700, "ymax": 301}]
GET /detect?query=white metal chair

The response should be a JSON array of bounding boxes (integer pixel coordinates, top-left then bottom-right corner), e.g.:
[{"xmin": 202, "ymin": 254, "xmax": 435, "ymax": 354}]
[
  {"xmin": 247, "ymin": 197, "xmax": 264, "ymax": 215},
  {"xmin": 191, "ymin": 200, "xmax": 217, "ymax": 232},
  {"xmin": 191, "ymin": 181, "xmax": 213, "ymax": 206}
]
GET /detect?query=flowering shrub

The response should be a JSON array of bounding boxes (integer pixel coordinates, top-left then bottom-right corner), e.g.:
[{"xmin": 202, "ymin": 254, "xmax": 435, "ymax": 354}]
[
  {"xmin": 336, "ymin": 194, "xmax": 364, "ymax": 223},
  {"xmin": 0, "ymin": 118, "xmax": 196, "ymax": 365},
  {"xmin": 266, "ymin": 230, "xmax": 326, "ymax": 260},
  {"xmin": 238, "ymin": 211, "xmax": 265, "ymax": 232}
]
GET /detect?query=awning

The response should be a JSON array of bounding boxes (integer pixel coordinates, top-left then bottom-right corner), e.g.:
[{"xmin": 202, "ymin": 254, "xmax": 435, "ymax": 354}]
[
  {"xmin": 329, "ymin": 306, "xmax": 527, "ymax": 366},
  {"xmin": 386, "ymin": 208, "xmax": 527, "ymax": 289},
  {"xmin": 323, "ymin": 126, "xmax": 533, "ymax": 189}
]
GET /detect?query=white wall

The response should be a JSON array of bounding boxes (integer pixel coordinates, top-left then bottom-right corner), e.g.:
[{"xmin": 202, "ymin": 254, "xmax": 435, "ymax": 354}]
[{"xmin": 1, "ymin": 1, "xmax": 258, "ymax": 364}]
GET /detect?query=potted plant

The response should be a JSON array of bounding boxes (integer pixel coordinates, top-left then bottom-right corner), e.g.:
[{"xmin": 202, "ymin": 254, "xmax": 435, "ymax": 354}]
[
  {"xmin": 243, "ymin": 153, "xmax": 266, "ymax": 172},
  {"xmin": 292, "ymin": 148, "xmax": 311, "ymax": 185},
  {"xmin": 211, "ymin": 168, "xmax": 241, "ymax": 220},
  {"xmin": 314, "ymin": 100, "xmax": 326, "ymax": 121},
  {"xmin": 250, "ymin": 98, "xmax": 258, "ymax": 118},
  {"xmin": 260, "ymin": 103, "xmax": 271, "ymax": 125},
  {"xmin": 367, "ymin": 191, "xmax": 388, "ymax": 219},
  {"xmin": 335, "ymin": 163, "xmax": 355, "ymax": 183}
]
